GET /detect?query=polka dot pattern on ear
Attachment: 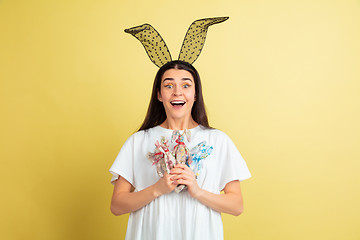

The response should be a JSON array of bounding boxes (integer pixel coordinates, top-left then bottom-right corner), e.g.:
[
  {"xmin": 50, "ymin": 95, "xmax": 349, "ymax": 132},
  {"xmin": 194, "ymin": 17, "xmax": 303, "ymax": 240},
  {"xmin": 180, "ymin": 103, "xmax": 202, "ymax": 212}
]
[
  {"xmin": 178, "ymin": 17, "xmax": 229, "ymax": 64},
  {"xmin": 124, "ymin": 17, "xmax": 229, "ymax": 68},
  {"xmin": 125, "ymin": 24, "xmax": 172, "ymax": 68}
]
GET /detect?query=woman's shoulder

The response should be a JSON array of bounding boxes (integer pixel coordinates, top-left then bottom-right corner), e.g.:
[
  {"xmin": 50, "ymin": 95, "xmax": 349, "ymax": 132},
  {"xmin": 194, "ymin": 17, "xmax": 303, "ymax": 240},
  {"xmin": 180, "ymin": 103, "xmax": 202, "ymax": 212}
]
[
  {"xmin": 119, "ymin": 126, "xmax": 160, "ymax": 148},
  {"xmin": 128, "ymin": 125, "xmax": 164, "ymax": 139},
  {"xmin": 198, "ymin": 126, "xmax": 230, "ymax": 138}
]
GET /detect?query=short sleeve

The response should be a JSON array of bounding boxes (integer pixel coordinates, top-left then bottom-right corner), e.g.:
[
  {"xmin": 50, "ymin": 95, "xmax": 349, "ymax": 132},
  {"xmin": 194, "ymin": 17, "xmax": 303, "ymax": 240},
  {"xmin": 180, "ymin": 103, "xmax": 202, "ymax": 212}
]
[
  {"xmin": 218, "ymin": 133, "xmax": 252, "ymax": 191},
  {"xmin": 109, "ymin": 135, "xmax": 135, "ymax": 186}
]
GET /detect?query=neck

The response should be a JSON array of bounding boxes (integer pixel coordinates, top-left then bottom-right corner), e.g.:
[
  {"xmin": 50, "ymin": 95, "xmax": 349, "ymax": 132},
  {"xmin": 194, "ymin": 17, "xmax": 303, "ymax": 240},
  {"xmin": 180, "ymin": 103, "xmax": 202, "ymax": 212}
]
[{"xmin": 160, "ymin": 117, "xmax": 198, "ymax": 130}]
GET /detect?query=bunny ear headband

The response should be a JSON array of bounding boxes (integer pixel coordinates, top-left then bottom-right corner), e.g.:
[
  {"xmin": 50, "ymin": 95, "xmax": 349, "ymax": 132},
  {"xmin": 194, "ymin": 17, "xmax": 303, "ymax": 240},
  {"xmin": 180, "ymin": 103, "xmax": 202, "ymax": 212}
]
[{"xmin": 124, "ymin": 17, "xmax": 229, "ymax": 67}]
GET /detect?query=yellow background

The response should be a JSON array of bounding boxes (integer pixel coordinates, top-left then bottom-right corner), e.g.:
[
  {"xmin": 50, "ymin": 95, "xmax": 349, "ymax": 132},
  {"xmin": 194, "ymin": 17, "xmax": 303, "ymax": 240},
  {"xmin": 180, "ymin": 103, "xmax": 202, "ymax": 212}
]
[{"xmin": 1, "ymin": 0, "xmax": 359, "ymax": 239}]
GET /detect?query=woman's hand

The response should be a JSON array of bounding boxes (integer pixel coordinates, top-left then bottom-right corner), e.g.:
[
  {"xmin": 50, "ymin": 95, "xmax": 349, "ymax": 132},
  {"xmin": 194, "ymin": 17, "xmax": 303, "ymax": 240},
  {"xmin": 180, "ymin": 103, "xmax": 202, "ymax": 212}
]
[
  {"xmin": 170, "ymin": 164, "xmax": 202, "ymax": 198},
  {"xmin": 153, "ymin": 172, "xmax": 176, "ymax": 197},
  {"xmin": 111, "ymin": 173, "xmax": 176, "ymax": 216}
]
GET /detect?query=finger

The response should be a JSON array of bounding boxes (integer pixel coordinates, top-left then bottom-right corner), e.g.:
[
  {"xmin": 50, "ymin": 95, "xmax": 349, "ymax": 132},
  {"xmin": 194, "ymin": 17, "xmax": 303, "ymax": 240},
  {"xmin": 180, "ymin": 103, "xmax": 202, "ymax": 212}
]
[
  {"xmin": 171, "ymin": 171, "xmax": 195, "ymax": 181},
  {"xmin": 179, "ymin": 170, "xmax": 194, "ymax": 178},
  {"xmin": 170, "ymin": 171, "xmax": 193, "ymax": 181},
  {"xmin": 170, "ymin": 167, "xmax": 191, "ymax": 175},
  {"xmin": 176, "ymin": 168, "xmax": 195, "ymax": 178},
  {"xmin": 174, "ymin": 179, "xmax": 192, "ymax": 186},
  {"xmin": 171, "ymin": 175, "xmax": 186, "ymax": 181},
  {"xmin": 174, "ymin": 164, "xmax": 188, "ymax": 170},
  {"xmin": 175, "ymin": 165, "xmax": 194, "ymax": 175},
  {"xmin": 170, "ymin": 168, "xmax": 182, "ymax": 174}
]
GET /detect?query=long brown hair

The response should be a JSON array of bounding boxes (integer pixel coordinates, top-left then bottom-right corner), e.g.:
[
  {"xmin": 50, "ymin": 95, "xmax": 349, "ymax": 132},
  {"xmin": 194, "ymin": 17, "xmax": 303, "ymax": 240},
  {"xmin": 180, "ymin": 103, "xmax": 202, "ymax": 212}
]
[{"xmin": 138, "ymin": 60, "xmax": 211, "ymax": 131}]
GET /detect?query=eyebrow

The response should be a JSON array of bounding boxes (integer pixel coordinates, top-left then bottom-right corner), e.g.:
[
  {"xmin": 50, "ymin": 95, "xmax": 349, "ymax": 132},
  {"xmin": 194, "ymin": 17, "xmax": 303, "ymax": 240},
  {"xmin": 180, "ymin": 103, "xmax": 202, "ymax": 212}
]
[{"xmin": 163, "ymin": 78, "xmax": 193, "ymax": 82}]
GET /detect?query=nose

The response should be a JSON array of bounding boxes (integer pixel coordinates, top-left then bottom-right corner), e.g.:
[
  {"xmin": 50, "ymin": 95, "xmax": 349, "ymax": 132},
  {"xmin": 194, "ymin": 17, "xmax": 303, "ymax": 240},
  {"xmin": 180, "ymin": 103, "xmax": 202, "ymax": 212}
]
[{"xmin": 173, "ymin": 85, "xmax": 183, "ymax": 96}]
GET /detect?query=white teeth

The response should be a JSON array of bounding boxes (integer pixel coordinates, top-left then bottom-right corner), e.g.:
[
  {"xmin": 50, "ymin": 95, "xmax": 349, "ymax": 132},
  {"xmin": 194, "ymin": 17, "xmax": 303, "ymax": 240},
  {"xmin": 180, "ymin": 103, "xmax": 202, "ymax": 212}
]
[{"xmin": 171, "ymin": 101, "xmax": 185, "ymax": 106}]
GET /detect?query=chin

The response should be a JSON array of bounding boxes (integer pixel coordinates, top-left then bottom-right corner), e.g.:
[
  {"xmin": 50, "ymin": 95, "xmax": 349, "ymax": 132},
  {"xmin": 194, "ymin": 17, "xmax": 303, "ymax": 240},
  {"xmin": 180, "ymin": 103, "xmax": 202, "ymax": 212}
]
[{"xmin": 166, "ymin": 111, "xmax": 191, "ymax": 120}]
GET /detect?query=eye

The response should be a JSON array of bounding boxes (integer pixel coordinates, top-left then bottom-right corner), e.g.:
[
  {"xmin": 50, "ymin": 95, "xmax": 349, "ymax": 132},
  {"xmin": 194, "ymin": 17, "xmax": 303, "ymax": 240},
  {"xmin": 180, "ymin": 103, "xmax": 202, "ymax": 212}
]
[
  {"xmin": 183, "ymin": 84, "xmax": 191, "ymax": 88},
  {"xmin": 164, "ymin": 84, "xmax": 173, "ymax": 89}
]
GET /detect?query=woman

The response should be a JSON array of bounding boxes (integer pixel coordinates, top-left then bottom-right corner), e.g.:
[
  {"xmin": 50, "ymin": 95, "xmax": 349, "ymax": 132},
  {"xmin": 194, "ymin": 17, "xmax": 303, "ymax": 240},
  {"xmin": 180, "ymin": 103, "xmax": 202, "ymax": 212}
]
[{"xmin": 109, "ymin": 60, "xmax": 251, "ymax": 240}]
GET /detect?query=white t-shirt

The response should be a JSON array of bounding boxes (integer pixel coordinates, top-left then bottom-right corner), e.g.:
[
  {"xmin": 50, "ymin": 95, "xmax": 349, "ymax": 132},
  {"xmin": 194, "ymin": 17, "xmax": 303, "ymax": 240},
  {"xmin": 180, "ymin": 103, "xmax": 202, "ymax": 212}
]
[{"xmin": 109, "ymin": 125, "xmax": 251, "ymax": 240}]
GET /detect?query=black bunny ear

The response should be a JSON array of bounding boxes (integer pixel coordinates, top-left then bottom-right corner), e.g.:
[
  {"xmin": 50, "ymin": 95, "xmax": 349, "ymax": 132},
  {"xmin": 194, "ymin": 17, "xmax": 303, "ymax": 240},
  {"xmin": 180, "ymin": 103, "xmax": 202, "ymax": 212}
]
[
  {"xmin": 178, "ymin": 17, "xmax": 229, "ymax": 64},
  {"xmin": 125, "ymin": 24, "xmax": 172, "ymax": 68}
]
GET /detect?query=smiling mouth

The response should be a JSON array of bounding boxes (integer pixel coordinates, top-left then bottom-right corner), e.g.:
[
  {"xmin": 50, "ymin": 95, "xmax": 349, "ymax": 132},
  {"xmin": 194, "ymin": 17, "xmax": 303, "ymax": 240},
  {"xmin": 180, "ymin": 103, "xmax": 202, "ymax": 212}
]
[{"xmin": 170, "ymin": 101, "xmax": 186, "ymax": 106}]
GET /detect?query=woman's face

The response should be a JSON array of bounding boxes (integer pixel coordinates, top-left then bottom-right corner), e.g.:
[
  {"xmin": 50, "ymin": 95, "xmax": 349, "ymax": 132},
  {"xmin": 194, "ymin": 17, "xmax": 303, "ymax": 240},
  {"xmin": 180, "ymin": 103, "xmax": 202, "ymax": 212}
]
[{"xmin": 157, "ymin": 68, "xmax": 196, "ymax": 121}]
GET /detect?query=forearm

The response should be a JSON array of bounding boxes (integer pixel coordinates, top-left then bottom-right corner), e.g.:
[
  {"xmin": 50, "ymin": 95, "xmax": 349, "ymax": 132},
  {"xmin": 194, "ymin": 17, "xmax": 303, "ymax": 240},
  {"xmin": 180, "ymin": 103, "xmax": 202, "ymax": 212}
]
[
  {"xmin": 194, "ymin": 189, "xmax": 243, "ymax": 216},
  {"xmin": 111, "ymin": 174, "xmax": 175, "ymax": 216},
  {"xmin": 170, "ymin": 165, "xmax": 244, "ymax": 215},
  {"xmin": 111, "ymin": 185, "xmax": 160, "ymax": 216}
]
